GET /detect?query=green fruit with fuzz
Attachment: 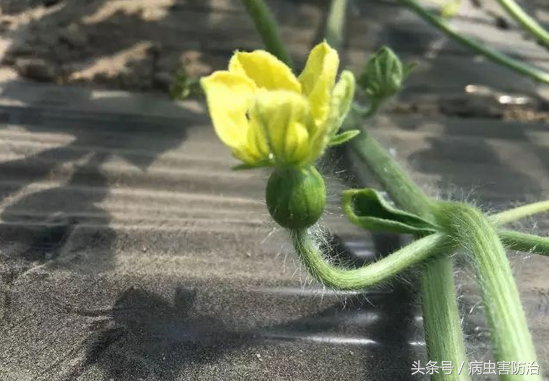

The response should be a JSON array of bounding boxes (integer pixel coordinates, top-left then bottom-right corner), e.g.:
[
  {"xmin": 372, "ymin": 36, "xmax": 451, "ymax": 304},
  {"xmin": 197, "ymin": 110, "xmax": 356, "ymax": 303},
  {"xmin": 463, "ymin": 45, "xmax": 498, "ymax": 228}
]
[{"xmin": 266, "ymin": 166, "xmax": 326, "ymax": 229}]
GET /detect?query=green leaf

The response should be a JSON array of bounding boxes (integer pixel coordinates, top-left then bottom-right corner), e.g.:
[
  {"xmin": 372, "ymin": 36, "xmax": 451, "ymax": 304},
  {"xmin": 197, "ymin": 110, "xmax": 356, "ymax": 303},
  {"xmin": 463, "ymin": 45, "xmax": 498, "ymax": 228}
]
[
  {"xmin": 342, "ymin": 188, "xmax": 438, "ymax": 234},
  {"xmin": 328, "ymin": 130, "xmax": 360, "ymax": 146}
]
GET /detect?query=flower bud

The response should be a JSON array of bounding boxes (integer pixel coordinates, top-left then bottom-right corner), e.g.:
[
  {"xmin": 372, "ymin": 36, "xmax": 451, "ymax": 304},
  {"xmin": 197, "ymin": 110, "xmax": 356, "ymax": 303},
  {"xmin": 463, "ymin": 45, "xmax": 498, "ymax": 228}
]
[
  {"xmin": 358, "ymin": 47, "xmax": 408, "ymax": 103},
  {"xmin": 266, "ymin": 166, "xmax": 326, "ymax": 229}
]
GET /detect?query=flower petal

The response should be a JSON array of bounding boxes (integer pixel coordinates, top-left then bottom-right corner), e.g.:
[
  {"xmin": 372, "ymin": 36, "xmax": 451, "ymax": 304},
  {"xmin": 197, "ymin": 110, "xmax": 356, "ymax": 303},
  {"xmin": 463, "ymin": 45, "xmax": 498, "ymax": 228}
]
[
  {"xmin": 250, "ymin": 91, "xmax": 313, "ymax": 166},
  {"xmin": 298, "ymin": 41, "xmax": 339, "ymax": 127},
  {"xmin": 325, "ymin": 70, "xmax": 356, "ymax": 136},
  {"xmin": 229, "ymin": 51, "xmax": 301, "ymax": 92},
  {"xmin": 201, "ymin": 71, "xmax": 256, "ymax": 152},
  {"xmin": 245, "ymin": 116, "xmax": 270, "ymax": 162}
]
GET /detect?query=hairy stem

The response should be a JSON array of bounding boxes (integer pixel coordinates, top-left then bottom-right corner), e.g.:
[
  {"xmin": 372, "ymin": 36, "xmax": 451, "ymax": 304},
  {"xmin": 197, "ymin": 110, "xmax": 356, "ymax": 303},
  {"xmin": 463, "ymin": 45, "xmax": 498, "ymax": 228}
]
[
  {"xmin": 437, "ymin": 203, "xmax": 541, "ymax": 381},
  {"xmin": 495, "ymin": 0, "xmax": 549, "ymax": 51},
  {"xmin": 291, "ymin": 230, "xmax": 448, "ymax": 290},
  {"xmin": 499, "ymin": 230, "xmax": 549, "ymax": 256},
  {"xmin": 492, "ymin": 200, "xmax": 549, "ymax": 226},
  {"xmin": 346, "ymin": 128, "xmax": 434, "ymax": 216},
  {"xmin": 420, "ymin": 255, "xmax": 469, "ymax": 381},
  {"xmin": 240, "ymin": 0, "xmax": 294, "ymax": 69},
  {"xmin": 347, "ymin": 128, "xmax": 469, "ymax": 381},
  {"xmin": 398, "ymin": 0, "xmax": 549, "ymax": 84}
]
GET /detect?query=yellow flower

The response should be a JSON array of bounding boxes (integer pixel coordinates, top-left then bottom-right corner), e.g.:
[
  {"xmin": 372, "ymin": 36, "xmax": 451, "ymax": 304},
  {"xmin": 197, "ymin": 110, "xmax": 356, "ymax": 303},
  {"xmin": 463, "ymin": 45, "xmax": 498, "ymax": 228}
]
[{"xmin": 201, "ymin": 41, "xmax": 356, "ymax": 168}]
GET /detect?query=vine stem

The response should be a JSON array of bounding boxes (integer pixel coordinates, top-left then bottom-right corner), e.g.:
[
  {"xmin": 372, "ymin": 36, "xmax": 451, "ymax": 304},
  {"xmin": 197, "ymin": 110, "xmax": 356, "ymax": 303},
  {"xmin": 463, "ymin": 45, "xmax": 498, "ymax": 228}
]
[
  {"xmin": 420, "ymin": 256, "xmax": 469, "ymax": 381},
  {"xmin": 436, "ymin": 203, "xmax": 541, "ymax": 381},
  {"xmin": 495, "ymin": 0, "xmax": 549, "ymax": 51},
  {"xmin": 397, "ymin": 0, "xmax": 549, "ymax": 84},
  {"xmin": 240, "ymin": 0, "xmax": 294, "ymax": 69},
  {"xmin": 499, "ymin": 230, "xmax": 549, "ymax": 256},
  {"xmin": 347, "ymin": 128, "xmax": 470, "ymax": 381},
  {"xmin": 291, "ymin": 231, "xmax": 448, "ymax": 289},
  {"xmin": 325, "ymin": 0, "xmax": 348, "ymax": 50},
  {"xmin": 492, "ymin": 200, "xmax": 549, "ymax": 226},
  {"xmin": 345, "ymin": 130, "xmax": 433, "ymax": 215}
]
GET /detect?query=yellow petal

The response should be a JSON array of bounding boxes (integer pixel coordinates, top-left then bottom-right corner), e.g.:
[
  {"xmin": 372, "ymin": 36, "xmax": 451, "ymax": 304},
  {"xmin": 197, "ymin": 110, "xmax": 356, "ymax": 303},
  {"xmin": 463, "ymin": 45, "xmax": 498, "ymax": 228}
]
[
  {"xmin": 298, "ymin": 41, "xmax": 339, "ymax": 127},
  {"xmin": 250, "ymin": 91, "xmax": 314, "ymax": 166},
  {"xmin": 229, "ymin": 51, "xmax": 301, "ymax": 92},
  {"xmin": 245, "ymin": 117, "xmax": 270, "ymax": 162},
  {"xmin": 326, "ymin": 70, "xmax": 356, "ymax": 136},
  {"xmin": 200, "ymin": 71, "xmax": 256, "ymax": 152},
  {"xmin": 231, "ymin": 146, "xmax": 263, "ymax": 165}
]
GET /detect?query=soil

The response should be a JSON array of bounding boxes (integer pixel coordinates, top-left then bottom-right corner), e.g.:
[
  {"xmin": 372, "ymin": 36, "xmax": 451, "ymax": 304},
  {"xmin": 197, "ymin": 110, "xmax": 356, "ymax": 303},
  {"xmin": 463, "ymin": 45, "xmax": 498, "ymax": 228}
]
[{"xmin": 0, "ymin": 0, "xmax": 219, "ymax": 92}]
